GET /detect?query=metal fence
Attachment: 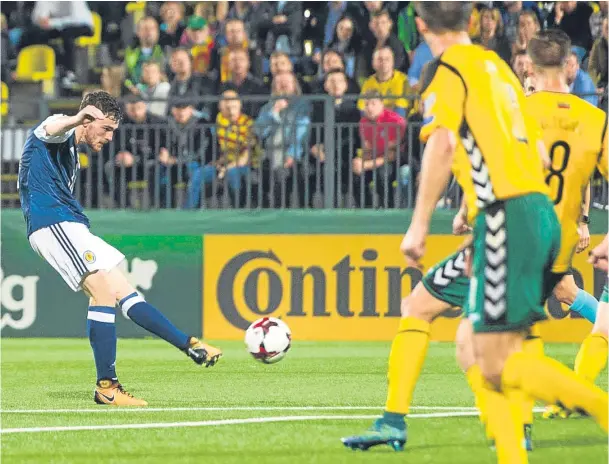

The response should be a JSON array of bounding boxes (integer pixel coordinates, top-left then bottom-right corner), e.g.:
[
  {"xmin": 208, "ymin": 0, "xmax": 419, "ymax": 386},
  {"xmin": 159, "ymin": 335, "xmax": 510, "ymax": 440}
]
[{"xmin": 1, "ymin": 94, "xmax": 607, "ymax": 211}]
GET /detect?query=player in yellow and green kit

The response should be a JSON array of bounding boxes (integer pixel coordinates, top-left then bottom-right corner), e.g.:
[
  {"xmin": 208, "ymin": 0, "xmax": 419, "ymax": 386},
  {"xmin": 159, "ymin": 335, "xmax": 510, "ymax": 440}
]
[
  {"xmin": 457, "ymin": 29, "xmax": 609, "ymax": 442},
  {"xmin": 341, "ymin": 5, "xmax": 608, "ymax": 462}
]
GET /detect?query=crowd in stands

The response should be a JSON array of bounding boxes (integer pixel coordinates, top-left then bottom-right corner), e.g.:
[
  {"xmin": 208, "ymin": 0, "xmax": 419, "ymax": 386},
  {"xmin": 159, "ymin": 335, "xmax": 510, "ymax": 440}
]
[{"xmin": 1, "ymin": 1, "xmax": 608, "ymax": 209}]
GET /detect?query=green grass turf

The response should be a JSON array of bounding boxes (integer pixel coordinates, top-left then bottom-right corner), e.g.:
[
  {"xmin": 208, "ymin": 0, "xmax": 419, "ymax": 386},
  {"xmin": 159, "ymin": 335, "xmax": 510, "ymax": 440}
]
[{"xmin": 1, "ymin": 339, "xmax": 607, "ymax": 463}]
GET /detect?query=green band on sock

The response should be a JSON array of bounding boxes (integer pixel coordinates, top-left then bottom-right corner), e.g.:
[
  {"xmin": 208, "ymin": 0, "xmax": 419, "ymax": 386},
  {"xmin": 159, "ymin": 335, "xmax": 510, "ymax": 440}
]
[{"xmin": 383, "ymin": 411, "xmax": 407, "ymax": 430}]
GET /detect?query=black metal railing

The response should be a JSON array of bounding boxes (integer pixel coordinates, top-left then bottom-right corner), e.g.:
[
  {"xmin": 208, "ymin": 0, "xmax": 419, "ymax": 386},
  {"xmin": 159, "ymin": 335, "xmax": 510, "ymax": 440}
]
[{"xmin": 1, "ymin": 93, "xmax": 607, "ymax": 211}]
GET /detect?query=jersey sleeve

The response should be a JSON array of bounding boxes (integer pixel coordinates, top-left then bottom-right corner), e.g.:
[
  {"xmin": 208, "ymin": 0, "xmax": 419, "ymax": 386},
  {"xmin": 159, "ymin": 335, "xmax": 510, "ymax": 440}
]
[
  {"xmin": 34, "ymin": 114, "xmax": 76, "ymax": 144},
  {"xmin": 419, "ymin": 62, "xmax": 466, "ymax": 143}
]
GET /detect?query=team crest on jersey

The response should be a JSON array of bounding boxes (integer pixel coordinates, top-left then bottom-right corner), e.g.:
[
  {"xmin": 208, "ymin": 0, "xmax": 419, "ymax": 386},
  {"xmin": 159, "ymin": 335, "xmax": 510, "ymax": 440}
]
[{"xmin": 83, "ymin": 251, "xmax": 96, "ymax": 264}]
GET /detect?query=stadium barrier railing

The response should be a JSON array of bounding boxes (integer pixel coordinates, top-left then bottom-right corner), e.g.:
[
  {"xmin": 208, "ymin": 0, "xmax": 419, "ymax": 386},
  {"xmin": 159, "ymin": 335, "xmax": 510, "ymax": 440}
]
[{"xmin": 1, "ymin": 93, "xmax": 607, "ymax": 211}]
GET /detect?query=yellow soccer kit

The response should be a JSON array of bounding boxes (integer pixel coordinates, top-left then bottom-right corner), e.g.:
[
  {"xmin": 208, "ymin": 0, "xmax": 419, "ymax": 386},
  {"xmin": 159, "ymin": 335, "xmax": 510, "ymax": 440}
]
[
  {"xmin": 420, "ymin": 44, "xmax": 549, "ymax": 224},
  {"xmin": 358, "ymin": 71, "xmax": 412, "ymax": 114},
  {"xmin": 526, "ymin": 92, "xmax": 608, "ymax": 273}
]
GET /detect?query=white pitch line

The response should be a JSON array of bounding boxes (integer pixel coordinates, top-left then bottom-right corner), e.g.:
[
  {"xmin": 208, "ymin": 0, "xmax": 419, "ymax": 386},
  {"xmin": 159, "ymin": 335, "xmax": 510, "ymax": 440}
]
[
  {"xmin": 0, "ymin": 405, "xmax": 478, "ymax": 414},
  {"xmin": 0, "ymin": 411, "xmax": 481, "ymax": 434}
]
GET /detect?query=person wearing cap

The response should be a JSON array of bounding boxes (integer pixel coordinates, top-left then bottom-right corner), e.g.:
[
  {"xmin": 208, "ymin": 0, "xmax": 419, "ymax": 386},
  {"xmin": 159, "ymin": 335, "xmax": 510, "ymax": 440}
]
[
  {"xmin": 179, "ymin": 15, "xmax": 215, "ymax": 75},
  {"xmin": 153, "ymin": 96, "xmax": 213, "ymax": 208},
  {"xmin": 104, "ymin": 94, "xmax": 167, "ymax": 208}
]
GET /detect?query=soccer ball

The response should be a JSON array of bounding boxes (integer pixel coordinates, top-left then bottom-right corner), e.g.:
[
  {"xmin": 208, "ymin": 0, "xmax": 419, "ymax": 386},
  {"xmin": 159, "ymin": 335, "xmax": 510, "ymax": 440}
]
[{"xmin": 245, "ymin": 317, "xmax": 291, "ymax": 364}]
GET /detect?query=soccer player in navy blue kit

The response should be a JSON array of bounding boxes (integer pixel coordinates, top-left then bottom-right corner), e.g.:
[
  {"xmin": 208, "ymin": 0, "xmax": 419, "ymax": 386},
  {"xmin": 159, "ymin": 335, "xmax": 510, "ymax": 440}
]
[{"xmin": 19, "ymin": 91, "xmax": 222, "ymax": 406}]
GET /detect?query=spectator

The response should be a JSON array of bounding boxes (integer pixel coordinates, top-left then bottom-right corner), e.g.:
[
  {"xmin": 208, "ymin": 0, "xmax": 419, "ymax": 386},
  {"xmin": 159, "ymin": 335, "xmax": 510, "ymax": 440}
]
[
  {"xmin": 473, "ymin": 7, "xmax": 511, "ymax": 64},
  {"xmin": 100, "ymin": 65, "xmax": 125, "ymax": 98},
  {"xmin": 407, "ymin": 41, "xmax": 433, "ymax": 91},
  {"xmin": 268, "ymin": 51, "xmax": 312, "ymax": 93},
  {"xmin": 270, "ymin": 50, "xmax": 294, "ymax": 77},
  {"xmin": 352, "ymin": 1, "xmax": 385, "ymax": 51},
  {"xmin": 20, "ymin": 1, "xmax": 93, "ymax": 89},
  {"xmin": 225, "ymin": 1, "xmax": 274, "ymax": 50},
  {"xmin": 158, "ymin": 1, "xmax": 186, "ymax": 48},
  {"xmin": 310, "ymin": 69, "xmax": 361, "ymax": 207},
  {"xmin": 590, "ymin": 1, "xmax": 608, "ymax": 42},
  {"xmin": 589, "ymin": 17, "xmax": 608, "ymax": 92},
  {"xmin": 1, "ymin": 13, "xmax": 16, "ymax": 84},
  {"xmin": 213, "ymin": 18, "xmax": 263, "ymax": 83},
  {"xmin": 167, "ymin": 47, "xmax": 216, "ymax": 120},
  {"xmin": 502, "ymin": 1, "xmax": 523, "ymax": 45},
  {"xmin": 327, "ymin": 15, "xmax": 362, "ymax": 79},
  {"xmin": 211, "ymin": 89, "xmax": 259, "ymax": 207},
  {"xmin": 193, "ymin": 1, "xmax": 229, "ymax": 42},
  {"xmin": 567, "ymin": 51, "xmax": 599, "ymax": 107},
  {"xmin": 361, "ymin": 9, "xmax": 407, "ymax": 76},
  {"xmin": 155, "ymin": 97, "xmax": 212, "ymax": 208},
  {"xmin": 132, "ymin": 61, "xmax": 171, "ymax": 118},
  {"xmin": 319, "ymin": 2, "xmax": 350, "ymax": 54},
  {"xmin": 87, "ymin": 2, "xmax": 123, "ymax": 63},
  {"xmin": 179, "ymin": 16, "xmax": 215, "ymax": 75},
  {"xmin": 125, "ymin": 17, "xmax": 165, "ymax": 87},
  {"xmin": 358, "ymin": 46, "xmax": 412, "ymax": 118},
  {"xmin": 511, "ymin": 50, "xmax": 533, "ymax": 88},
  {"xmin": 259, "ymin": 2, "xmax": 303, "ymax": 56},
  {"xmin": 354, "ymin": 89, "xmax": 405, "ymax": 208},
  {"xmin": 511, "ymin": 10, "xmax": 539, "ymax": 57},
  {"xmin": 255, "ymin": 72, "xmax": 312, "ymax": 208},
  {"xmin": 547, "ymin": 1, "xmax": 593, "ymax": 61},
  {"xmin": 219, "ymin": 48, "xmax": 267, "ymax": 117},
  {"xmin": 105, "ymin": 94, "xmax": 166, "ymax": 207},
  {"xmin": 397, "ymin": 3, "xmax": 419, "ymax": 62},
  {"xmin": 309, "ymin": 49, "xmax": 360, "ymax": 95}
]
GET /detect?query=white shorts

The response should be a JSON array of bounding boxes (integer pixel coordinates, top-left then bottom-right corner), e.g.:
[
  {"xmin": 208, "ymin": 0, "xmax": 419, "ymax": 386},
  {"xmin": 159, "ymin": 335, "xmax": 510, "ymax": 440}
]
[{"xmin": 29, "ymin": 221, "xmax": 125, "ymax": 292}]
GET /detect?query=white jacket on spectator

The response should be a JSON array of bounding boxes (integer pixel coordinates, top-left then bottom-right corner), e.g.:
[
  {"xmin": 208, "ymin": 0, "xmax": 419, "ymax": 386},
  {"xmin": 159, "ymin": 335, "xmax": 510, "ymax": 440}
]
[
  {"xmin": 32, "ymin": 1, "xmax": 93, "ymax": 30},
  {"xmin": 137, "ymin": 82, "xmax": 171, "ymax": 118}
]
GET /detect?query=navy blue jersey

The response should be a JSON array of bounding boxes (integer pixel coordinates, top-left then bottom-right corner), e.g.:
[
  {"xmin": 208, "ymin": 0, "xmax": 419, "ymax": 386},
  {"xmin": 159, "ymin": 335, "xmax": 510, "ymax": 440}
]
[{"xmin": 18, "ymin": 115, "xmax": 89, "ymax": 236}]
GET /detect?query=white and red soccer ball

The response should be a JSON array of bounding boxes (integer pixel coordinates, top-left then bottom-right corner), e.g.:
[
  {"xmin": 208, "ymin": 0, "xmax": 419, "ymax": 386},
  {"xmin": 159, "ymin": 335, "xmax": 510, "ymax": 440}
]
[{"xmin": 245, "ymin": 317, "xmax": 291, "ymax": 364}]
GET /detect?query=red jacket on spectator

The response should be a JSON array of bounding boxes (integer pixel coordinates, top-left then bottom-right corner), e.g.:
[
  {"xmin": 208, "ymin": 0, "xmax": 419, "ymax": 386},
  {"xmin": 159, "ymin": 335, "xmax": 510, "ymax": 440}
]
[{"xmin": 359, "ymin": 109, "xmax": 406, "ymax": 160}]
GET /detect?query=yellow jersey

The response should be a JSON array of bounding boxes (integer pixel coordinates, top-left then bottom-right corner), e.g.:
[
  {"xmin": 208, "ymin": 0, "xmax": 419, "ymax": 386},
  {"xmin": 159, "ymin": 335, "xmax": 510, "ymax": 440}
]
[
  {"xmin": 526, "ymin": 91, "xmax": 608, "ymax": 272},
  {"xmin": 358, "ymin": 71, "xmax": 412, "ymax": 114},
  {"xmin": 419, "ymin": 44, "xmax": 549, "ymax": 222}
]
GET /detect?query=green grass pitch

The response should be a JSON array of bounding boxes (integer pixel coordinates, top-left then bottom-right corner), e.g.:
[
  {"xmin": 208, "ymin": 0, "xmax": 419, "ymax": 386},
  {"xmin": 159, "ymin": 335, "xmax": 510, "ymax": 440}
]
[{"xmin": 1, "ymin": 339, "xmax": 607, "ymax": 463}]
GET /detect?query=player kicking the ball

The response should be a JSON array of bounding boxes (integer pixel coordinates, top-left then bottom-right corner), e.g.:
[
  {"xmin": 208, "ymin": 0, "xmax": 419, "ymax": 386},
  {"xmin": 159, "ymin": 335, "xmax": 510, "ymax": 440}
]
[
  {"xmin": 342, "ymin": 4, "xmax": 608, "ymax": 462},
  {"xmin": 18, "ymin": 91, "xmax": 222, "ymax": 406}
]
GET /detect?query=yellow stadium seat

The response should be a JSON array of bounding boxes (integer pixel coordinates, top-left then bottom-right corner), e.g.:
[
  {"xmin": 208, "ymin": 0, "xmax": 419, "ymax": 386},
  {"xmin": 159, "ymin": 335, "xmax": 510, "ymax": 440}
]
[
  {"xmin": 126, "ymin": 1, "xmax": 147, "ymax": 25},
  {"xmin": 15, "ymin": 45, "xmax": 56, "ymax": 82},
  {"xmin": 1, "ymin": 81, "xmax": 8, "ymax": 117},
  {"xmin": 76, "ymin": 12, "xmax": 102, "ymax": 47},
  {"xmin": 15, "ymin": 45, "xmax": 56, "ymax": 95}
]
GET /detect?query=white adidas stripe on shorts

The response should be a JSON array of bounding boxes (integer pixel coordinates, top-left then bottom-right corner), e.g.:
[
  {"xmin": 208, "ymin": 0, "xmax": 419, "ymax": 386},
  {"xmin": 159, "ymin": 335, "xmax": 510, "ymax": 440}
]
[{"xmin": 29, "ymin": 221, "xmax": 125, "ymax": 292}]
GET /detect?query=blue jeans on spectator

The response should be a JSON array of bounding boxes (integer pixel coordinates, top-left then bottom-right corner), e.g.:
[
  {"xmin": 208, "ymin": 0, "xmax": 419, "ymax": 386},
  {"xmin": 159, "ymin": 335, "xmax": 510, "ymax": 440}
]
[{"xmin": 186, "ymin": 163, "xmax": 250, "ymax": 208}]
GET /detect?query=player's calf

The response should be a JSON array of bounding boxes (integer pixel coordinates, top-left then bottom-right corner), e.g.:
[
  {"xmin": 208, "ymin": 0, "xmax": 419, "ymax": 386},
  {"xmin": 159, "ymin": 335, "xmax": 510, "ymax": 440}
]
[
  {"xmin": 108, "ymin": 268, "xmax": 223, "ymax": 367},
  {"xmin": 554, "ymin": 274, "xmax": 598, "ymax": 323},
  {"xmin": 82, "ymin": 272, "xmax": 121, "ymax": 391}
]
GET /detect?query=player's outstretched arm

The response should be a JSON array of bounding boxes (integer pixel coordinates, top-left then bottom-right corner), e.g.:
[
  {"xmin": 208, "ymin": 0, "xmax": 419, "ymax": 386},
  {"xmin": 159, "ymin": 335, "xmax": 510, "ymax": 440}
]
[
  {"xmin": 43, "ymin": 106, "xmax": 105, "ymax": 137},
  {"xmin": 452, "ymin": 197, "xmax": 471, "ymax": 235},
  {"xmin": 401, "ymin": 128, "xmax": 456, "ymax": 265}
]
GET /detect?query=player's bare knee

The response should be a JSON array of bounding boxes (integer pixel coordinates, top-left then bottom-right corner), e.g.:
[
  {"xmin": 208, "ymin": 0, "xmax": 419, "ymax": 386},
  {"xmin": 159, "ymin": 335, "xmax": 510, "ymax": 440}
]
[
  {"xmin": 592, "ymin": 303, "xmax": 609, "ymax": 337},
  {"xmin": 455, "ymin": 319, "xmax": 476, "ymax": 372},
  {"xmin": 400, "ymin": 284, "xmax": 447, "ymax": 322},
  {"xmin": 478, "ymin": 360, "xmax": 504, "ymax": 389},
  {"xmin": 82, "ymin": 271, "xmax": 118, "ymax": 307}
]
